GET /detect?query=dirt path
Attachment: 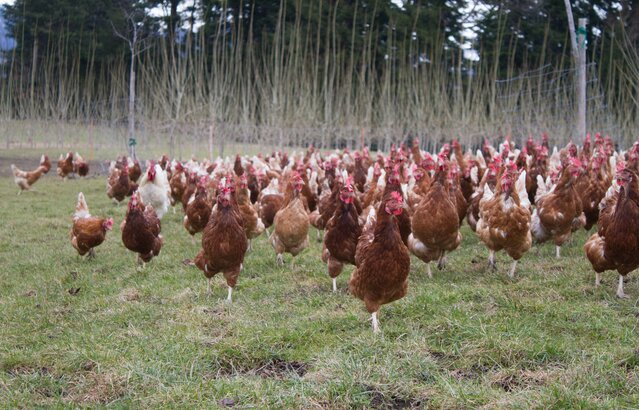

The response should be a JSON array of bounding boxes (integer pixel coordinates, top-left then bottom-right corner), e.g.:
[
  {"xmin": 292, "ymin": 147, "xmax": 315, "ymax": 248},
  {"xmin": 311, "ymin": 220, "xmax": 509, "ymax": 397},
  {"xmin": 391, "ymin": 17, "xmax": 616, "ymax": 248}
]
[{"xmin": 0, "ymin": 156, "xmax": 109, "ymax": 178}]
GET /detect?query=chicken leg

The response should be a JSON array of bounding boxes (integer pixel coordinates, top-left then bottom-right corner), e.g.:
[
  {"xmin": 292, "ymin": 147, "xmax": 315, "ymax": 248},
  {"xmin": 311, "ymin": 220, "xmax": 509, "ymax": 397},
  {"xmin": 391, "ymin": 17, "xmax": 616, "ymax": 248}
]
[
  {"xmin": 437, "ymin": 252, "xmax": 447, "ymax": 270},
  {"xmin": 371, "ymin": 311, "xmax": 380, "ymax": 333},
  {"xmin": 227, "ymin": 286, "xmax": 233, "ymax": 303},
  {"xmin": 276, "ymin": 253, "xmax": 283, "ymax": 266},
  {"xmin": 508, "ymin": 260, "xmax": 517, "ymax": 278},
  {"xmin": 87, "ymin": 248, "xmax": 96, "ymax": 259},
  {"xmin": 332, "ymin": 278, "xmax": 337, "ymax": 292},
  {"xmin": 595, "ymin": 272, "xmax": 601, "ymax": 287},
  {"xmin": 555, "ymin": 246, "xmax": 561, "ymax": 259},
  {"xmin": 426, "ymin": 263, "xmax": 432, "ymax": 279},
  {"xmin": 617, "ymin": 275, "xmax": 627, "ymax": 298},
  {"xmin": 488, "ymin": 250, "xmax": 496, "ymax": 271},
  {"xmin": 207, "ymin": 278, "xmax": 212, "ymax": 296}
]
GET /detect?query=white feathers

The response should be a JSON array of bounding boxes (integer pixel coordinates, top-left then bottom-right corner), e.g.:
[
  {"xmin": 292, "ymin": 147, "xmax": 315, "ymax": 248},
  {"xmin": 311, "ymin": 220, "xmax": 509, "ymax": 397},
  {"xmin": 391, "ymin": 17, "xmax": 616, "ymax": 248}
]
[
  {"xmin": 476, "ymin": 150, "xmax": 486, "ymax": 169},
  {"xmin": 470, "ymin": 166, "xmax": 479, "ymax": 185},
  {"xmin": 535, "ymin": 174, "xmax": 548, "ymax": 204},
  {"xmin": 74, "ymin": 192, "xmax": 91, "ymax": 220},
  {"xmin": 139, "ymin": 164, "xmax": 171, "ymax": 219},
  {"xmin": 516, "ymin": 170, "xmax": 530, "ymax": 210},
  {"xmin": 482, "ymin": 184, "xmax": 494, "ymax": 202}
]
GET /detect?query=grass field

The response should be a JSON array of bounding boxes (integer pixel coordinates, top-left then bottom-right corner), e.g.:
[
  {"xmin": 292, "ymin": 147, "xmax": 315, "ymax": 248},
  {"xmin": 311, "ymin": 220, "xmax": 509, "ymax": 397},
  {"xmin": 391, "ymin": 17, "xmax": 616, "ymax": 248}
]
[{"xmin": 1, "ymin": 174, "xmax": 639, "ymax": 408}]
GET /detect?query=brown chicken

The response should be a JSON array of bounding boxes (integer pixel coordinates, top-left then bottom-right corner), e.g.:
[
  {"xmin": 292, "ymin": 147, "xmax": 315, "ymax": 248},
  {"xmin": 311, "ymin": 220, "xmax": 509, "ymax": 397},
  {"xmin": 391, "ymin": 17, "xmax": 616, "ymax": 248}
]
[
  {"xmin": 467, "ymin": 162, "xmax": 498, "ymax": 231},
  {"xmin": 258, "ymin": 178, "xmax": 284, "ymax": 230},
  {"xmin": 169, "ymin": 162, "xmax": 187, "ymax": 207},
  {"xmin": 193, "ymin": 181, "xmax": 247, "ymax": 302},
  {"xmin": 121, "ymin": 191, "xmax": 163, "ymax": 267},
  {"xmin": 40, "ymin": 154, "xmax": 51, "ymax": 173},
  {"xmin": 322, "ymin": 177, "xmax": 362, "ymax": 292},
  {"xmin": 74, "ymin": 152, "xmax": 89, "ymax": 177},
  {"xmin": 476, "ymin": 164, "xmax": 532, "ymax": 277},
  {"xmin": 408, "ymin": 156, "xmax": 462, "ymax": 277},
  {"xmin": 531, "ymin": 157, "xmax": 585, "ymax": 258},
  {"xmin": 106, "ymin": 165, "xmax": 133, "ymax": 203},
  {"xmin": 584, "ymin": 165, "xmax": 639, "ymax": 298},
  {"xmin": 70, "ymin": 192, "xmax": 113, "ymax": 258},
  {"xmin": 579, "ymin": 149, "xmax": 610, "ymax": 230},
  {"xmin": 128, "ymin": 158, "xmax": 142, "ymax": 183},
  {"xmin": 184, "ymin": 176, "xmax": 213, "ymax": 244},
  {"xmin": 349, "ymin": 191, "xmax": 410, "ymax": 333},
  {"xmin": 270, "ymin": 173, "xmax": 310, "ymax": 265},
  {"xmin": 11, "ymin": 163, "xmax": 47, "ymax": 194},
  {"xmin": 236, "ymin": 175, "xmax": 265, "ymax": 250},
  {"xmin": 57, "ymin": 152, "xmax": 74, "ymax": 179}
]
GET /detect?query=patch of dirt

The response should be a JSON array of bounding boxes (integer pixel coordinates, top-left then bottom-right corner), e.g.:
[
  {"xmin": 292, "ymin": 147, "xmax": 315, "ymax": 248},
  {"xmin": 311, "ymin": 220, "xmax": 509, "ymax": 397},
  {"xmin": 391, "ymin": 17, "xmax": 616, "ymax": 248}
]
[
  {"xmin": 211, "ymin": 358, "xmax": 308, "ymax": 380},
  {"xmin": 365, "ymin": 386, "xmax": 423, "ymax": 409},
  {"xmin": 0, "ymin": 155, "xmax": 106, "ymax": 177},
  {"xmin": 118, "ymin": 288, "xmax": 140, "ymax": 302},
  {"xmin": 491, "ymin": 369, "xmax": 551, "ymax": 392},
  {"xmin": 450, "ymin": 364, "xmax": 492, "ymax": 381},
  {"xmin": 22, "ymin": 290, "xmax": 37, "ymax": 297},
  {"xmin": 65, "ymin": 371, "xmax": 127, "ymax": 405},
  {"xmin": 219, "ymin": 397, "xmax": 236, "ymax": 407},
  {"xmin": 6, "ymin": 365, "xmax": 52, "ymax": 377},
  {"xmin": 254, "ymin": 359, "xmax": 308, "ymax": 379}
]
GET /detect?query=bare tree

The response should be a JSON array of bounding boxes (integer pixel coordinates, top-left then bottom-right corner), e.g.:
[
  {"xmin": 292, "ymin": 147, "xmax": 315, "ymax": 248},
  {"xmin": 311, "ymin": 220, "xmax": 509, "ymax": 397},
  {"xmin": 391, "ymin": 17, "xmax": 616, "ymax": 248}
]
[{"xmin": 112, "ymin": 4, "xmax": 154, "ymax": 159}]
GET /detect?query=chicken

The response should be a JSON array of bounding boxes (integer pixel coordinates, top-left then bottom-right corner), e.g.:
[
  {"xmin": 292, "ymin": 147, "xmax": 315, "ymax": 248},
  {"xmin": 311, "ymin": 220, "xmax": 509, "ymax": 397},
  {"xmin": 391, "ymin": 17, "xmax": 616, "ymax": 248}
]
[
  {"xmin": 270, "ymin": 173, "xmax": 310, "ymax": 265},
  {"xmin": 74, "ymin": 152, "xmax": 89, "ymax": 177},
  {"xmin": 467, "ymin": 162, "xmax": 498, "ymax": 231},
  {"xmin": 121, "ymin": 191, "xmax": 163, "ymax": 267},
  {"xmin": 584, "ymin": 166, "xmax": 639, "ymax": 298},
  {"xmin": 531, "ymin": 157, "xmax": 585, "ymax": 258},
  {"xmin": 106, "ymin": 165, "xmax": 133, "ymax": 204},
  {"xmin": 408, "ymin": 156, "xmax": 462, "ymax": 277},
  {"xmin": 193, "ymin": 181, "xmax": 247, "ymax": 302},
  {"xmin": 322, "ymin": 177, "xmax": 362, "ymax": 292},
  {"xmin": 578, "ymin": 149, "xmax": 609, "ymax": 230},
  {"xmin": 309, "ymin": 176, "xmax": 340, "ymax": 241},
  {"xmin": 138, "ymin": 161, "xmax": 171, "ymax": 219},
  {"xmin": 349, "ymin": 191, "xmax": 410, "ymax": 333},
  {"xmin": 476, "ymin": 164, "xmax": 532, "ymax": 277},
  {"xmin": 128, "ymin": 158, "xmax": 142, "ymax": 183},
  {"xmin": 40, "ymin": 154, "xmax": 51, "ymax": 173},
  {"xmin": 184, "ymin": 176, "xmax": 213, "ymax": 244},
  {"xmin": 258, "ymin": 179, "xmax": 284, "ymax": 230},
  {"xmin": 11, "ymin": 163, "xmax": 47, "ymax": 194},
  {"xmin": 169, "ymin": 162, "xmax": 187, "ymax": 207},
  {"xmin": 70, "ymin": 192, "xmax": 113, "ymax": 258},
  {"xmin": 236, "ymin": 175, "xmax": 265, "ymax": 250},
  {"xmin": 57, "ymin": 152, "xmax": 74, "ymax": 179}
]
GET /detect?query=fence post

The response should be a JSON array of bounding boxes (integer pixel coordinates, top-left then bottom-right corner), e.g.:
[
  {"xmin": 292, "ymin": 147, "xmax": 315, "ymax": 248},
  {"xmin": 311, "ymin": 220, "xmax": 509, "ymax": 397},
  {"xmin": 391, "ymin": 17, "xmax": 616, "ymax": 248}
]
[
  {"xmin": 577, "ymin": 18, "xmax": 587, "ymax": 141},
  {"xmin": 564, "ymin": 0, "xmax": 587, "ymax": 141}
]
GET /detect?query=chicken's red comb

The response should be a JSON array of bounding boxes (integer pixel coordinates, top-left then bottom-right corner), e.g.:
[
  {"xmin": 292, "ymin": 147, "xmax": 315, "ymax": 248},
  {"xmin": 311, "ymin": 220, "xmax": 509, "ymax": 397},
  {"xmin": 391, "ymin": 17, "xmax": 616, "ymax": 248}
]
[
  {"xmin": 390, "ymin": 191, "xmax": 403, "ymax": 202},
  {"xmin": 345, "ymin": 175, "xmax": 354, "ymax": 186}
]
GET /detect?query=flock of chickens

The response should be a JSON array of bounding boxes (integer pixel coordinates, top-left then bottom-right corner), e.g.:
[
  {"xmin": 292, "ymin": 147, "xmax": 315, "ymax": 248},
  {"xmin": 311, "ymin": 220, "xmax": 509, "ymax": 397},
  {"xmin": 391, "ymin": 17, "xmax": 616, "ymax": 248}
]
[{"xmin": 10, "ymin": 133, "xmax": 639, "ymax": 332}]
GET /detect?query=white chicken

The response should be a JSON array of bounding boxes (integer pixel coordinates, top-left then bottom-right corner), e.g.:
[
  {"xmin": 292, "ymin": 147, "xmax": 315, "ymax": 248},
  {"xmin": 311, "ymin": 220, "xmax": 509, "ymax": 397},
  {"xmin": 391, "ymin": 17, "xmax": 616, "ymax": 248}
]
[{"xmin": 138, "ymin": 161, "xmax": 171, "ymax": 219}]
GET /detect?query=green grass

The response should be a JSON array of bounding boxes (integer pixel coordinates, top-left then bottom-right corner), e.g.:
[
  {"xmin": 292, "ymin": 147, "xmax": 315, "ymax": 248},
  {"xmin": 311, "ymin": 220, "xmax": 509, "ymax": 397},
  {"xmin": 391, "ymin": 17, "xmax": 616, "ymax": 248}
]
[{"xmin": 1, "ymin": 175, "xmax": 639, "ymax": 408}]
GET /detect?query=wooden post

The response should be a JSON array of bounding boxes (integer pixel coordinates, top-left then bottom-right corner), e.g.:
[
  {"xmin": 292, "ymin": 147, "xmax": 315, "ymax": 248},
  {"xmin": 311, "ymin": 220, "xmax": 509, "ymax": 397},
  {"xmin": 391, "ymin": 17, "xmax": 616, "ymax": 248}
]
[
  {"xmin": 577, "ymin": 18, "xmax": 587, "ymax": 141},
  {"xmin": 208, "ymin": 123, "xmax": 214, "ymax": 160},
  {"xmin": 564, "ymin": 0, "xmax": 587, "ymax": 140}
]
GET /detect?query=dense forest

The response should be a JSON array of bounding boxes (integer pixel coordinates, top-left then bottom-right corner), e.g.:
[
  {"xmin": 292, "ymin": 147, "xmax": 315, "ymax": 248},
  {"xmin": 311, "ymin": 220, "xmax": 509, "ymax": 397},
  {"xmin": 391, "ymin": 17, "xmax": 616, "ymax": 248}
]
[{"xmin": 1, "ymin": 1, "xmax": 638, "ymax": 152}]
